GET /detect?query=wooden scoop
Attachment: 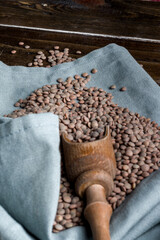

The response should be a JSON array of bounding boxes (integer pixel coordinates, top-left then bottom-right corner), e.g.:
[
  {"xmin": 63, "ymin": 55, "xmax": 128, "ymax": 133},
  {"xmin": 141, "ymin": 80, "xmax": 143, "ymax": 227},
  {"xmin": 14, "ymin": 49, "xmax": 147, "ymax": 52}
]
[{"xmin": 62, "ymin": 126, "xmax": 116, "ymax": 240}]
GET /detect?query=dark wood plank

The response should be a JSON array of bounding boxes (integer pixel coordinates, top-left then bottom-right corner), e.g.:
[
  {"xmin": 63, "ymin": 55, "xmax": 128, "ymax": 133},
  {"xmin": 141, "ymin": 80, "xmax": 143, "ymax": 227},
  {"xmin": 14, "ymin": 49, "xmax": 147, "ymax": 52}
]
[
  {"xmin": 0, "ymin": 26, "xmax": 160, "ymax": 86},
  {"xmin": 1, "ymin": 0, "xmax": 160, "ymax": 40},
  {"xmin": 0, "ymin": 1, "xmax": 160, "ymax": 86}
]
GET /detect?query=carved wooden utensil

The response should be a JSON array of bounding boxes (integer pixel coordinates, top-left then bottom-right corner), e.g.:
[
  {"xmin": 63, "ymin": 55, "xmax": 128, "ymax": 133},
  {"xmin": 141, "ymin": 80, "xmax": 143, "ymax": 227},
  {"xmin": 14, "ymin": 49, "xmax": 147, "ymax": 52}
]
[{"xmin": 62, "ymin": 126, "xmax": 116, "ymax": 240}]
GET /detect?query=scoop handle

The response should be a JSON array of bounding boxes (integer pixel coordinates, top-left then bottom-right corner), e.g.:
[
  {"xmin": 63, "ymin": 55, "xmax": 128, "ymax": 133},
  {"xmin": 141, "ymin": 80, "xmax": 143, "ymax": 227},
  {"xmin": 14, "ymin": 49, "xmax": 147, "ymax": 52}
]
[{"xmin": 84, "ymin": 184, "xmax": 112, "ymax": 240}]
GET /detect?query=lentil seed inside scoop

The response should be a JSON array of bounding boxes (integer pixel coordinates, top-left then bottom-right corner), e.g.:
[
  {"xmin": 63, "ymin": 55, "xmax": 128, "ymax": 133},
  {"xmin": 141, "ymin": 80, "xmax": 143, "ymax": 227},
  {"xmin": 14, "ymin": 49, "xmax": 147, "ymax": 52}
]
[{"xmin": 4, "ymin": 70, "xmax": 160, "ymax": 233}]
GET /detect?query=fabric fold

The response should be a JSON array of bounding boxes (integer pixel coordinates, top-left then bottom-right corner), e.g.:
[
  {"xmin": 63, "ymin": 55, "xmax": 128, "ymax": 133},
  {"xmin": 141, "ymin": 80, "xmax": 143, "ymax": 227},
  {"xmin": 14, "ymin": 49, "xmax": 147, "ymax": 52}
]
[
  {"xmin": 0, "ymin": 113, "xmax": 60, "ymax": 240},
  {"xmin": 0, "ymin": 206, "xmax": 35, "ymax": 240},
  {"xmin": 0, "ymin": 44, "xmax": 160, "ymax": 240},
  {"xmin": 110, "ymin": 169, "xmax": 160, "ymax": 240}
]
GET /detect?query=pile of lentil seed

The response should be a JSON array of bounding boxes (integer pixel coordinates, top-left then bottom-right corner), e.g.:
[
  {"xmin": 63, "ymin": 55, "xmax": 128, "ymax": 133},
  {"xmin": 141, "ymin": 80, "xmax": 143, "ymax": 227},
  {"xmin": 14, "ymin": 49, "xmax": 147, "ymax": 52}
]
[
  {"xmin": 6, "ymin": 46, "xmax": 160, "ymax": 233},
  {"xmin": 27, "ymin": 46, "xmax": 76, "ymax": 68},
  {"xmin": 11, "ymin": 44, "xmax": 77, "ymax": 67}
]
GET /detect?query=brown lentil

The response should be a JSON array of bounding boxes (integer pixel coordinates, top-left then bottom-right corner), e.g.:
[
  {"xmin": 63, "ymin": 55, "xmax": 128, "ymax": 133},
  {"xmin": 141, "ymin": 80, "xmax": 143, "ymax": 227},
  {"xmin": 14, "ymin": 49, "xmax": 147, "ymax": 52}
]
[
  {"xmin": 5, "ymin": 66, "xmax": 160, "ymax": 233},
  {"xmin": 54, "ymin": 46, "xmax": 60, "ymax": 50},
  {"xmin": 110, "ymin": 85, "xmax": 116, "ymax": 90},
  {"xmin": 25, "ymin": 45, "xmax": 30, "ymax": 49},
  {"xmin": 76, "ymin": 51, "xmax": 82, "ymax": 55},
  {"xmin": 27, "ymin": 63, "xmax": 33, "ymax": 67},
  {"xmin": 120, "ymin": 87, "xmax": 127, "ymax": 91},
  {"xmin": 18, "ymin": 42, "xmax": 24, "ymax": 46},
  {"xmin": 11, "ymin": 50, "xmax": 16, "ymax": 54},
  {"xmin": 26, "ymin": 47, "xmax": 76, "ymax": 68},
  {"xmin": 91, "ymin": 68, "xmax": 98, "ymax": 74}
]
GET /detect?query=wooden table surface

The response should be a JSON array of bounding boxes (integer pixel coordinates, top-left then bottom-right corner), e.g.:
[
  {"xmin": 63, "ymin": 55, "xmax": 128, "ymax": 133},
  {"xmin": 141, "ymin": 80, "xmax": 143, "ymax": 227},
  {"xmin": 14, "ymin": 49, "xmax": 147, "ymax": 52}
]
[{"xmin": 0, "ymin": 0, "xmax": 160, "ymax": 85}]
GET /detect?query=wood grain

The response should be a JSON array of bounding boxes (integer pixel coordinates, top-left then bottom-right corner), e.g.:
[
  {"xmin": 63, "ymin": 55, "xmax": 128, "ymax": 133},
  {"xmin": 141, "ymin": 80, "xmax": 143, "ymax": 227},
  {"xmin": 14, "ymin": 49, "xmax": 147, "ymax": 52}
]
[
  {"xmin": 0, "ymin": 0, "xmax": 160, "ymax": 39},
  {"xmin": 0, "ymin": 0, "xmax": 160, "ymax": 85},
  {"xmin": 0, "ymin": 26, "xmax": 160, "ymax": 85}
]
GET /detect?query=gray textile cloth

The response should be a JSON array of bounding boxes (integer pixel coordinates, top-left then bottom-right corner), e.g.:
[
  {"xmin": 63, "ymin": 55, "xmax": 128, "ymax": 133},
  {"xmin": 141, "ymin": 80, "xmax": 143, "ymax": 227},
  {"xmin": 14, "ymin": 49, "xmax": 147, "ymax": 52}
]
[{"xmin": 0, "ymin": 44, "xmax": 160, "ymax": 240}]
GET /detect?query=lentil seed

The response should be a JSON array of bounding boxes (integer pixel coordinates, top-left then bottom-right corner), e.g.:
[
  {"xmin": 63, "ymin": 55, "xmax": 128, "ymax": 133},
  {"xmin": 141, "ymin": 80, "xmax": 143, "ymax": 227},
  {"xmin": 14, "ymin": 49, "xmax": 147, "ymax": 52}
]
[
  {"xmin": 110, "ymin": 85, "xmax": 116, "ymax": 90},
  {"xmin": 76, "ymin": 51, "xmax": 82, "ymax": 55},
  {"xmin": 91, "ymin": 68, "xmax": 98, "ymax": 74},
  {"xmin": 11, "ymin": 50, "xmax": 16, "ymax": 54},
  {"xmin": 5, "ymin": 65, "xmax": 160, "ymax": 233},
  {"xmin": 120, "ymin": 87, "xmax": 127, "ymax": 91},
  {"xmin": 18, "ymin": 42, "xmax": 24, "ymax": 46},
  {"xmin": 25, "ymin": 45, "xmax": 30, "ymax": 49}
]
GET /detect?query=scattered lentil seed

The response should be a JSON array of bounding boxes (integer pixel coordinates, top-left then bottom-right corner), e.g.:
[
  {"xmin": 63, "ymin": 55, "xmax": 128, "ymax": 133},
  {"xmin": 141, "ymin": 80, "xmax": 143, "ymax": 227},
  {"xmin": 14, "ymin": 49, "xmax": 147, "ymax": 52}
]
[
  {"xmin": 18, "ymin": 42, "xmax": 24, "ymax": 46},
  {"xmin": 76, "ymin": 51, "xmax": 82, "ymax": 55},
  {"xmin": 91, "ymin": 68, "xmax": 98, "ymax": 74},
  {"xmin": 11, "ymin": 50, "xmax": 16, "ymax": 54},
  {"xmin": 27, "ymin": 63, "xmax": 33, "ymax": 67},
  {"xmin": 26, "ymin": 47, "xmax": 75, "ymax": 68},
  {"xmin": 110, "ymin": 85, "xmax": 116, "ymax": 90},
  {"xmin": 54, "ymin": 46, "xmax": 60, "ymax": 50},
  {"xmin": 25, "ymin": 45, "xmax": 30, "ymax": 49},
  {"xmin": 120, "ymin": 87, "xmax": 127, "ymax": 91}
]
